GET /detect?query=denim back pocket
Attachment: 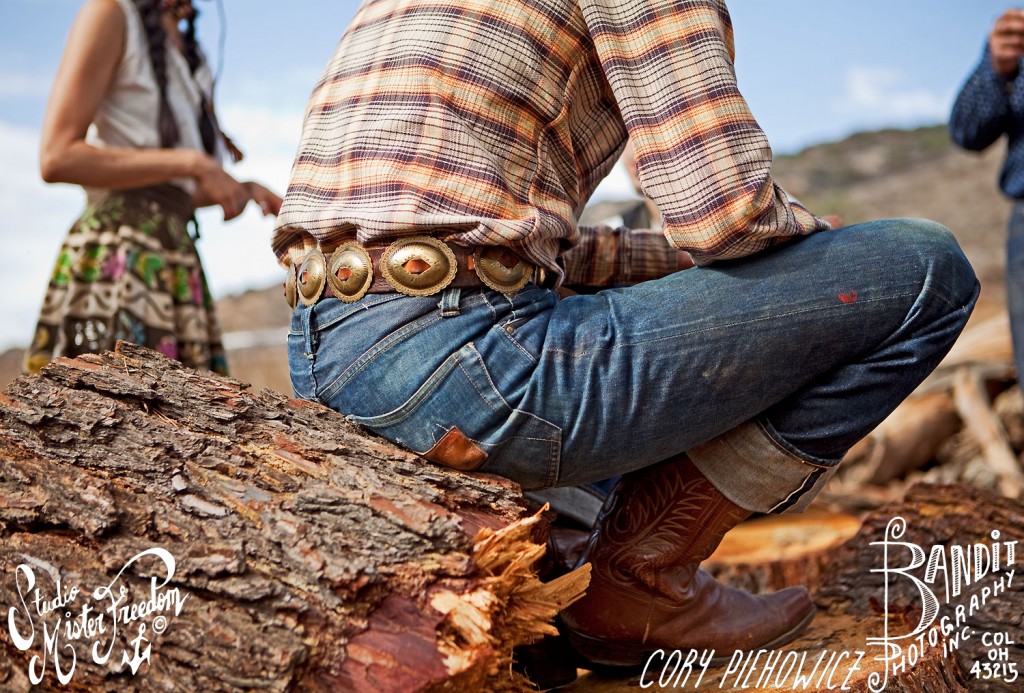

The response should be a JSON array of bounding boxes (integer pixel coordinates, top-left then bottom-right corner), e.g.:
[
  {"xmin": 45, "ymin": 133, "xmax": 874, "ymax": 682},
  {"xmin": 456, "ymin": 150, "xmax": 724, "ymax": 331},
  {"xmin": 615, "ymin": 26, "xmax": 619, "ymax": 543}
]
[{"xmin": 346, "ymin": 342, "xmax": 562, "ymax": 490}]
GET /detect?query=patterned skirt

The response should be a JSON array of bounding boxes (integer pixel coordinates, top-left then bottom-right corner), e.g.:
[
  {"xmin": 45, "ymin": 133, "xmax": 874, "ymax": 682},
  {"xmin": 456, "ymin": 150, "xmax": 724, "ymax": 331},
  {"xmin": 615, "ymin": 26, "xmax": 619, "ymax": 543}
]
[{"xmin": 24, "ymin": 184, "xmax": 228, "ymax": 375}]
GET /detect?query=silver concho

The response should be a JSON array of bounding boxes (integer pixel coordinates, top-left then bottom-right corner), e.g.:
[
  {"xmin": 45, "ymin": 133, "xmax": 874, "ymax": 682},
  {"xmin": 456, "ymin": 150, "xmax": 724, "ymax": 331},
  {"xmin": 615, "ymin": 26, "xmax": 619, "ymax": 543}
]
[
  {"xmin": 327, "ymin": 242, "xmax": 373, "ymax": 303},
  {"xmin": 473, "ymin": 246, "xmax": 531, "ymax": 294},
  {"xmin": 380, "ymin": 236, "xmax": 457, "ymax": 296},
  {"xmin": 296, "ymin": 249, "xmax": 327, "ymax": 307},
  {"xmin": 284, "ymin": 266, "xmax": 298, "ymax": 309}
]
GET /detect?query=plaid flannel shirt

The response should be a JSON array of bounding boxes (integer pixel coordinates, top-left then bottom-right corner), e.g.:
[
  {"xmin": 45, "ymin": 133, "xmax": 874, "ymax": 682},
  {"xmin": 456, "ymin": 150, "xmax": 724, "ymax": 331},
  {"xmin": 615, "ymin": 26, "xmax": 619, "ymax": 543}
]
[{"xmin": 273, "ymin": 0, "xmax": 827, "ymax": 284}]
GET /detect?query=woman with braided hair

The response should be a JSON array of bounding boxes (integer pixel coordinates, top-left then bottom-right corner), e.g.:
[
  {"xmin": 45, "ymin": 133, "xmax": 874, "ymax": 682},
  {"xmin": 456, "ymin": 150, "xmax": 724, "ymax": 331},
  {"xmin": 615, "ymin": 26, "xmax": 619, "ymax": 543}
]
[{"xmin": 24, "ymin": 0, "xmax": 281, "ymax": 374}]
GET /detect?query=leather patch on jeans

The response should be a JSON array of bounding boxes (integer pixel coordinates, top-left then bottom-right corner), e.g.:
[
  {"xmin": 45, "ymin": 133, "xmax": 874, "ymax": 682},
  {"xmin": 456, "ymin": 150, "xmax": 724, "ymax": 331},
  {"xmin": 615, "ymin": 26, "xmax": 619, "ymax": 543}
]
[{"xmin": 424, "ymin": 427, "xmax": 487, "ymax": 471}]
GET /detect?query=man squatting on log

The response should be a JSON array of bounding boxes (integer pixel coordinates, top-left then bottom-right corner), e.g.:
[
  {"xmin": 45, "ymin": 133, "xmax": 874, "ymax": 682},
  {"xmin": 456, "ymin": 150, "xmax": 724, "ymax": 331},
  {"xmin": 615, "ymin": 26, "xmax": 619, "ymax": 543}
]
[{"xmin": 272, "ymin": 0, "xmax": 979, "ymax": 673}]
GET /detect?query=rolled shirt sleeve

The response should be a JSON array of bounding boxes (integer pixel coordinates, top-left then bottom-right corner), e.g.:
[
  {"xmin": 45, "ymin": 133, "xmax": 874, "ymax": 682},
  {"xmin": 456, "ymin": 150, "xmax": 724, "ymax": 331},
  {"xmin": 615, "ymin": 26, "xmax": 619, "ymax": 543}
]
[
  {"xmin": 578, "ymin": 0, "xmax": 828, "ymax": 265},
  {"xmin": 563, "ymin": 224, "xmax": 693, "ymax": 288}
]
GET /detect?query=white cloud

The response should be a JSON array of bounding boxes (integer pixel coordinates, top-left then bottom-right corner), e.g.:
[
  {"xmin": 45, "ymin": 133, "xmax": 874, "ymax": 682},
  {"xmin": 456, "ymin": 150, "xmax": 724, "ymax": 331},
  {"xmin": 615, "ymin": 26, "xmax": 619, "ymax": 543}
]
[
  {"xmin": 0, "ymin": 72, "xmax": 50, "ymax": 99},
  {"xmin": 196, "ymin": 103, "xmax": 305, "ymax": 299},
  {"xmin": 228, "ymin": 66, "xmax": 324, "ymax": 106},
  {"xmin": 217, "ymin": 103, "xmax": 304, "ymax": 192},
  {"xmin": 591, "ymin": 160, "xmax": 637, "ymax": 203},
  {"xmin": 835, "ymin": 65, "xmax": 953, "ymax": 128}
]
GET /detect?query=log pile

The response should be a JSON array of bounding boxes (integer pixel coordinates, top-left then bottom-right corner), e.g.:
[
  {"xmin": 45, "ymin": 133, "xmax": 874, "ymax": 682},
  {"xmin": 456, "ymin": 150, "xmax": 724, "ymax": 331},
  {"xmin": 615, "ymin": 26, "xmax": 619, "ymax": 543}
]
[{"xmin": 0, "ymin": 342, "xmax": 588, "ymax": 692}]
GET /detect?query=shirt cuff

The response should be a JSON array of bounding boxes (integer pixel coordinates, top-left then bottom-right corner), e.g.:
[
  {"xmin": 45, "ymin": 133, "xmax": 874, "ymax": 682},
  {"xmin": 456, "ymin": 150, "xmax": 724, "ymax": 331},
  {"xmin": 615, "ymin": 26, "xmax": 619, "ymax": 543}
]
[{"xmin": 979, "ymin": 46, "xmax": 1019, "ymax": 92}]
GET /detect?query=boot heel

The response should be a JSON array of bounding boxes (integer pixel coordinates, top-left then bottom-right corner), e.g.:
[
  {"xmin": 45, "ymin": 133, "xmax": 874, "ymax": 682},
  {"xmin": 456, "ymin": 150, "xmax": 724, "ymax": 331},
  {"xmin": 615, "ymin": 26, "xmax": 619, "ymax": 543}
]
[
  {"xmin": 513, "ymin": 633, "xmax": 581, "ymax": 689},
  {"xmin": 560, "ymin": 625, "xmax": 653, "ymax": 669}
]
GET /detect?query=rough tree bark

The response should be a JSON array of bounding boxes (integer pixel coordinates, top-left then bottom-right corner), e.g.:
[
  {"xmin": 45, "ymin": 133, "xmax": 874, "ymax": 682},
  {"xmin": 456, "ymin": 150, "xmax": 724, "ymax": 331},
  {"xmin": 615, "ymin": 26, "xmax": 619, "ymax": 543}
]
[{"xmin": 0, "ymin": 343, "xmax": 587, "ymax": 692}]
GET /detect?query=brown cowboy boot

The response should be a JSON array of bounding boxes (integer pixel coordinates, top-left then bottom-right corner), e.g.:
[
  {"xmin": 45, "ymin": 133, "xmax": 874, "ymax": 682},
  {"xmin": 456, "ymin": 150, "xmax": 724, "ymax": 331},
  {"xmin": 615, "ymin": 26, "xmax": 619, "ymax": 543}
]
[
  {"xmin": 560, "ymin": 455, "xmax": 815, "ymax": 667},
  {"xmin": 536, "ymin": 524, "xmax": 591, "ymax": 581}
]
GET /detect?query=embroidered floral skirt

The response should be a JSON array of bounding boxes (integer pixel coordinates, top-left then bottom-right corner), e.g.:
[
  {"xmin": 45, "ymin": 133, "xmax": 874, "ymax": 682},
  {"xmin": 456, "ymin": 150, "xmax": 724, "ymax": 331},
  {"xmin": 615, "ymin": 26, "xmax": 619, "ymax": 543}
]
[{"xmin": 24, "ymin": 184, "xmax": 228, "ymax": 375}]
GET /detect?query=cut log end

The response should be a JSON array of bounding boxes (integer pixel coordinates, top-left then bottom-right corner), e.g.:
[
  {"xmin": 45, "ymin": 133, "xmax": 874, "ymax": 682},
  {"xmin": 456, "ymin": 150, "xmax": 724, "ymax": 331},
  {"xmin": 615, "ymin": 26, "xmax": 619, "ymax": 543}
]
[{"xmin": 705, "ymin": 509, "xmax": 862, "ymax": 594}]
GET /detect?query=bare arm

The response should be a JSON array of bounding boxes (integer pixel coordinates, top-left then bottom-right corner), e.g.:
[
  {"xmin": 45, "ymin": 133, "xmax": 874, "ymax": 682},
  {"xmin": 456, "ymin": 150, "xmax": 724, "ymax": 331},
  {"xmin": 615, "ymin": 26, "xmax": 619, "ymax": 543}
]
[{"xmin": 39, "ymin": 0, "xmax": 251, "ymax": 219}]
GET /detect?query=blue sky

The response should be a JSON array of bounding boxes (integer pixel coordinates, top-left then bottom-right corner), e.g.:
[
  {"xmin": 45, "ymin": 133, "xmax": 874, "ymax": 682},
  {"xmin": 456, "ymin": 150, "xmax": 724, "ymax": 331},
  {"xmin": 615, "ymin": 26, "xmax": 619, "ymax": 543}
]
[{"xmin": 0, "ymin": 0, "xmax": 1015, "ymax": 350}]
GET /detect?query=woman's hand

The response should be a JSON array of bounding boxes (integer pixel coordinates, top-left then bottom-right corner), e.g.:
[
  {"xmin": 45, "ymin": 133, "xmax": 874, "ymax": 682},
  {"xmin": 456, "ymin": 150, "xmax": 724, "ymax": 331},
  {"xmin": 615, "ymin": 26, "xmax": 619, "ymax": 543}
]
[
  {"xmin": 192, "ymin": 157, "xmax": 283, "ymax": 220},
  {"xmin": 192, "ymin": 153, "xmax": 251, "ymax": 220},
  {"xmin": 243, "ymin": 181, "xmax": 283, "ymax": 216}
]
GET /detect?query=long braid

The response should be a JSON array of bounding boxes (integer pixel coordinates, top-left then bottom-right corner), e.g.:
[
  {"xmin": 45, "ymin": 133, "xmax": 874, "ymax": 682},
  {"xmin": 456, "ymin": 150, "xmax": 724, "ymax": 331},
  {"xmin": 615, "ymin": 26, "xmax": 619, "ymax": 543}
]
[
  {"xmin": 181, "ymin": 7, "xmax": 240, "ymax": 159},
  {"xmin": 133, "ymin": 0, "xmax": 179, "ymax": 148},
  {"xmin": 181, "ymin": 10, "xmax": 217, "ymax": 155},
  {"xmin": 180, "ymin": 10, "xmax": 202, "ymax": 74}
]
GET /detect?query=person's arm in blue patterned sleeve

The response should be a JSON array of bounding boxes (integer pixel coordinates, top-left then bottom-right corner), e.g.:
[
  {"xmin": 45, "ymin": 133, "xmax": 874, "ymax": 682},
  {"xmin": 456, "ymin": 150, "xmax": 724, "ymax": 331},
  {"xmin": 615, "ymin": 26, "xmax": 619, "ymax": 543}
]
[
  {"xmin": 951, "ymin": 10, "xmax": 1024, "ymax": 151},
  {"xmin": 950, "ymin": 46, "xmax": 1015, "ymax": 152}
]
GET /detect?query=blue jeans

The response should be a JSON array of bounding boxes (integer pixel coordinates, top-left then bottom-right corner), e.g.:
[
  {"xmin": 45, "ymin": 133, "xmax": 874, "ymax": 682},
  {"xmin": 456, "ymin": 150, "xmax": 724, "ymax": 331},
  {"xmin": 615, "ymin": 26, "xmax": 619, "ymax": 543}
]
[
  {"xmin": 1007, "ymin": 203, "xmax": 1024, "ymax": 380},
  {"xmin": 289, "ymin": 219, "xmax": 978, "ymax": 513}
]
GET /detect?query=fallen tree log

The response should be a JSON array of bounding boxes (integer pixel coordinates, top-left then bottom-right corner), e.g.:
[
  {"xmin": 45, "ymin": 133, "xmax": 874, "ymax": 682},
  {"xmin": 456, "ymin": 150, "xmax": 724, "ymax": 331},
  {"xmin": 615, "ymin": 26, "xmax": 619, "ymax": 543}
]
[
  {"xmin": 816, "ymin": 483, "xmax": 1024, "ymax": 693},
  {"xmin": 0, "ymin": 342, "xmax": 587, "ymax": 692}
]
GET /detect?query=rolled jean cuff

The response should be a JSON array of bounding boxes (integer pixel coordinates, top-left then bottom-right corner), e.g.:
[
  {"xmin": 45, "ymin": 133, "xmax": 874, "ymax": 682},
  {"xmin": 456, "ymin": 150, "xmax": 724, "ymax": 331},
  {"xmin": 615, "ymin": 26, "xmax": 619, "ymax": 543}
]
[{"xmin": 687, "ymin": 420, "xmax": 839, "ymax": 514}]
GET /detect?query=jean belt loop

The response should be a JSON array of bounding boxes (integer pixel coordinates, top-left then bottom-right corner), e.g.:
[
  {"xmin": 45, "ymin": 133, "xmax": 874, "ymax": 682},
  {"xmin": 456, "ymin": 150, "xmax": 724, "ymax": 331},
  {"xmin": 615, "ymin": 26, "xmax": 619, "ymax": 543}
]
[
  {"xmin": 439, "ymin": 287, "xmax": 462, "ymax": 317},
  {"xmin": 301, "ymin": 305, "xmax": 316, "ymax": 356}
]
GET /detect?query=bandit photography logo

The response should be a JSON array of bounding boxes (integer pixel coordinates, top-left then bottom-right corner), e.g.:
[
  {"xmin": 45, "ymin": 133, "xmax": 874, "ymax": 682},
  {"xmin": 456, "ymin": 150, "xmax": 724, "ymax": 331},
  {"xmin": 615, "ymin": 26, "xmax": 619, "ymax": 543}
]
[
  {"xmin": 866, "ymin": 516, "xmax": 1017, "ymax": 691},
  {"xmin": 5, "ymin": 547, "xmax": 188, "ymax": 686},
  {"xmin": 638, "ymin": 516, "xmax": 1019, "ymax": 690}
]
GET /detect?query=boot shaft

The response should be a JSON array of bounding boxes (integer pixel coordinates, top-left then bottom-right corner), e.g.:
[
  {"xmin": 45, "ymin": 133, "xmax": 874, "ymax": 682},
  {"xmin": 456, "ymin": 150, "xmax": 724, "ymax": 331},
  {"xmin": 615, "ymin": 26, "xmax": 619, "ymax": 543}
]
[{"xmin": 585, "ymin": 456, "xmax": 749, "ymax": 598}]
